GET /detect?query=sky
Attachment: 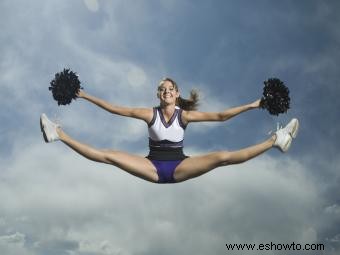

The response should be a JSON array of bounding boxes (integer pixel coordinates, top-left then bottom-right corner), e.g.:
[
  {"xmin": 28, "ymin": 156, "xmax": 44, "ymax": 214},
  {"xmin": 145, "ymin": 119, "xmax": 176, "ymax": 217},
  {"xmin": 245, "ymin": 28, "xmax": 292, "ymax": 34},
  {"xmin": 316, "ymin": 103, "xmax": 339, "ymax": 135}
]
[{"xmin": 0, "ymin": 0, "xmax": 339, "ymax": 254}]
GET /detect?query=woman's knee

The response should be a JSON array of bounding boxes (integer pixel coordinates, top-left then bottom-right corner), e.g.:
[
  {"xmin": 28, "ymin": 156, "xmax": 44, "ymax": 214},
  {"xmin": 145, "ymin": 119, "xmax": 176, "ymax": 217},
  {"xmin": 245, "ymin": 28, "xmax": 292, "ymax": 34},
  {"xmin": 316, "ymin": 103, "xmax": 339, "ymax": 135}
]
[
  {"xmin": 79, "ymin": 148, "xmax": 113, "ymax": 164},
  {"xmin": 209, "ymin": 151, "xmax": 232, "ymax": 167},
  {"xmin": 212, "ymin": 151, "xmax": 246, "ymax": 166},
  {"xmin": 99, "ymin": 149, "xmax": 118, "ymax": 164},
  {"xmin": 220, "ymin": 150, "xmax": 250, "ymax": 166}
]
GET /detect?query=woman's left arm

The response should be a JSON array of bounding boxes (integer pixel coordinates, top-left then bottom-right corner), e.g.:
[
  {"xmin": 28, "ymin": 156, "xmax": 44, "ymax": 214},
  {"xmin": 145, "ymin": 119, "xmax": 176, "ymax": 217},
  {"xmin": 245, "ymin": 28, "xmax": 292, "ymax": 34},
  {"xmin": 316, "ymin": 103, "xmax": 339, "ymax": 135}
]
[{"xmin": 182, "ymin": 99, "xmax": 261, "ymax": 124}]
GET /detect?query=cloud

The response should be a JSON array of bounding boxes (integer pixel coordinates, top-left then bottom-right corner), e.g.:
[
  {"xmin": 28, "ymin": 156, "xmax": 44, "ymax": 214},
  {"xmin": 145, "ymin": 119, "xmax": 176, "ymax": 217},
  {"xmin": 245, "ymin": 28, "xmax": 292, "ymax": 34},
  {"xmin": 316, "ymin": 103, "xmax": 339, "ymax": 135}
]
[
  {"xmin": 0, "ymin": 134, "xmax": 328, "ymax": 254},
  {"xmin": 0, "ymin": 232, "xmax": 25, "ymax": 245},
  {"xmin": 83, "ymin": 0, "xmax": 99, "ymax": 12},
  {"xmin": 127, "ymin": 65, "xmax": 148, "ymax": 88},
  {"xmin": 0, "ymin": 232, "xmax": 31, "ymax": 255},
  {"xmin": 325, "ymin": 204, "xmax": 340, "ymax": 216}
]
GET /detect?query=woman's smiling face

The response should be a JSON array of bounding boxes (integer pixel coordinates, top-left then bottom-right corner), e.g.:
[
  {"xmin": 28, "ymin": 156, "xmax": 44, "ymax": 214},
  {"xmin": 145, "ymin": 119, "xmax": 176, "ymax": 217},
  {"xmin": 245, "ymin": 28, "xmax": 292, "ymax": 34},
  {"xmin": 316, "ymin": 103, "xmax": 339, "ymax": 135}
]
[{"xmin": 158, "ymin": 80, "xmax": 180, "ymax": 105}]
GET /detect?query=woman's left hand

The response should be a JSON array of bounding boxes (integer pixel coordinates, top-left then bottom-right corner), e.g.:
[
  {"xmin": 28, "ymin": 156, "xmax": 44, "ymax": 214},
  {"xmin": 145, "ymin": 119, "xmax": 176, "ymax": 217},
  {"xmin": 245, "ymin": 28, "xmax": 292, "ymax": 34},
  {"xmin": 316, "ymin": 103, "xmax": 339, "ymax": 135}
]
[{"xmin": 76, "ymin": 89, "xmax": 86, "ymax": 98}]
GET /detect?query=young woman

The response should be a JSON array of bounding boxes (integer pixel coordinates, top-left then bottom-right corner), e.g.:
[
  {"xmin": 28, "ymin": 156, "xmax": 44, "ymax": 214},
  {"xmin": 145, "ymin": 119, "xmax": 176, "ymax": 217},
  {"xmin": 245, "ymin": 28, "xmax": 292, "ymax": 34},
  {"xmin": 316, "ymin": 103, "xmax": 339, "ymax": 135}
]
[{"xmin": 40, "ymin": 78, "xmax": 299, "ymax": 184}]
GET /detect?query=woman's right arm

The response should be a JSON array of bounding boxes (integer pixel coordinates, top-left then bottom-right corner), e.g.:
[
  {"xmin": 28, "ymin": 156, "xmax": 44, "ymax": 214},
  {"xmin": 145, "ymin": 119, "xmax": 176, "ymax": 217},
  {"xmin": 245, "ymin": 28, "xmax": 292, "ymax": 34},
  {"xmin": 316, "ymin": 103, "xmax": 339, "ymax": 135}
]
[{"xmin": 77, "ymin": 90, "xmax": 153, "ymax": 123}]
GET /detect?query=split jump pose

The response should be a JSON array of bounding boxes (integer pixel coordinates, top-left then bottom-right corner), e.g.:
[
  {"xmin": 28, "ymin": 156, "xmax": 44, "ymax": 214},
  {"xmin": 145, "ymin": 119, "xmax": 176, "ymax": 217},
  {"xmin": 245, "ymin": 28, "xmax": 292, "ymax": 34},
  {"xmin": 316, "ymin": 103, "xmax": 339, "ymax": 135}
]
[{"xmin": 40, "ymin": 78, "xmax": 299, "ymax": 184}]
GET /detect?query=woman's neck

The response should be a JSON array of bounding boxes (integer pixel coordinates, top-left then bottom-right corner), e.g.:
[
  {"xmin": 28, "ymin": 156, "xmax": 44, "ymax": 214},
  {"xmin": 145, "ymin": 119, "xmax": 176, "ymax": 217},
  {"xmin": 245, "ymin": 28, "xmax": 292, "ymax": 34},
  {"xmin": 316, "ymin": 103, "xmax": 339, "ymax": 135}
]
[{"xmin": 160, "ymin": 103, "xmax": 176, "ymax": 117}]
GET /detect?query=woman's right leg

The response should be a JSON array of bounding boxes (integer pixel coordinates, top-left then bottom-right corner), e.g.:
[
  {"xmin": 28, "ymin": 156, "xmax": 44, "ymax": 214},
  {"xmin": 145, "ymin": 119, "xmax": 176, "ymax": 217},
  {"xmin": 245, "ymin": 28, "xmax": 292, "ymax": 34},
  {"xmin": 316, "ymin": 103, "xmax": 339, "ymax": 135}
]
[{"xmin": 56, "ymin": 128, "xmax": 159, "ymax": 183}]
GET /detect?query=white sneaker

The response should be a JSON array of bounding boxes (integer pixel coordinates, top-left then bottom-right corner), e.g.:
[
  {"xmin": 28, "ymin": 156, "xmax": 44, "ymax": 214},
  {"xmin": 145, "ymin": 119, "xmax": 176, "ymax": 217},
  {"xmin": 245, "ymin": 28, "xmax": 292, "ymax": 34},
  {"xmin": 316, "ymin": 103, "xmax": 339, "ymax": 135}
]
[
  {"xmin": 40, "ymin": 113, "xmax": 60, "ymax": 142},
  {"xmin": 274, "ymin": 128, "xmax": 292, "ymax": 152},
  {"xmin": 284, "ymin": 118, "xmax": 299, "ymax": 138}
]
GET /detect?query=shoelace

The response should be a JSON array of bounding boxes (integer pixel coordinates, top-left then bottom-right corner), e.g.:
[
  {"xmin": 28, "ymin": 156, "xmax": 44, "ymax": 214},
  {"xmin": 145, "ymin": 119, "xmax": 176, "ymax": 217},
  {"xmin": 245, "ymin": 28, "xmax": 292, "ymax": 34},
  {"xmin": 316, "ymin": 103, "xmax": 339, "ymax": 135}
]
[
  {"xmin": 52, "ymin": 113, "xmax": 62, "ymax": 128},
  {"xmin": 267, "ymin": 122, "xmax": 282, "ymax": 135}
]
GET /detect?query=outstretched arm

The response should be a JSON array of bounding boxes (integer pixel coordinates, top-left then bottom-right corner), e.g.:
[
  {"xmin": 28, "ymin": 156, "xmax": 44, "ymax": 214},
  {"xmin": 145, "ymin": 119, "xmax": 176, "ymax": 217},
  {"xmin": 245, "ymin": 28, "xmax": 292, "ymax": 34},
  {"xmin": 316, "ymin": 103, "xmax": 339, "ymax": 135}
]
[
  {"xmin": 77, "ymin": 90, "xmax": 153, "ymax": 123},
  {"xmin": 182, "ymin": 99, "xmax": 261, "ymax": 124}
]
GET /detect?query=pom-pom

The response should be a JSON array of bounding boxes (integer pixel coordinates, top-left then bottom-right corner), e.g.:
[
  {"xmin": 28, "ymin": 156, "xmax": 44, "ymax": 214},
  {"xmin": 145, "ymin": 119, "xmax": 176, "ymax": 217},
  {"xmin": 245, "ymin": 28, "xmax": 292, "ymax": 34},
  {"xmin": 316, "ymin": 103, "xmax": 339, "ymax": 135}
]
[
  {"xmin": 49, "ymin": 69, "xmax": 83, "ymax": 105},
  {"xmin": 260, "ymin": 78, "xmax": 290, "ymax": 116}
]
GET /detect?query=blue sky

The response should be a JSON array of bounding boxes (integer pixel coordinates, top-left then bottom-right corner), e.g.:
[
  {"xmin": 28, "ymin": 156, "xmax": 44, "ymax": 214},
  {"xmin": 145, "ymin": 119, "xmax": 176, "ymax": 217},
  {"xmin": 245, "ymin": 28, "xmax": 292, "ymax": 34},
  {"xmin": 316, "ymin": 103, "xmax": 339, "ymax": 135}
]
[{"xmin": 1, "ymin": 0, "xmax": 339, "ymax": 254}]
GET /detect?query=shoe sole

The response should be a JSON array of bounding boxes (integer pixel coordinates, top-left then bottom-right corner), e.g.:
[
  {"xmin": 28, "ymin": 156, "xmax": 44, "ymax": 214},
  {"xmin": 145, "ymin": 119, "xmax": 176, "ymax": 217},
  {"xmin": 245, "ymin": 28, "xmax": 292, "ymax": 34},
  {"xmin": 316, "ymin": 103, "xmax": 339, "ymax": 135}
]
[
  {"xmin": 290, "ymin": 119, "xmax": 299, "ymax": 139},
  {"xmin": 40, "ymin": 116, "xmax": 49, "ymax": 143}
]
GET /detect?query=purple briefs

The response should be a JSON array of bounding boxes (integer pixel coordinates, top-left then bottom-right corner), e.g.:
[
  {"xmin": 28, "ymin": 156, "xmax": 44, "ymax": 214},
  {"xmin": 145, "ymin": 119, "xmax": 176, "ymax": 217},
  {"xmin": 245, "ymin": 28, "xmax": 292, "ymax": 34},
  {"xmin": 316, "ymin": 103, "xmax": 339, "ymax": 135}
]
[{"xmin": 149, "ymin": 160, "xmax": 183, "ymax": 183}]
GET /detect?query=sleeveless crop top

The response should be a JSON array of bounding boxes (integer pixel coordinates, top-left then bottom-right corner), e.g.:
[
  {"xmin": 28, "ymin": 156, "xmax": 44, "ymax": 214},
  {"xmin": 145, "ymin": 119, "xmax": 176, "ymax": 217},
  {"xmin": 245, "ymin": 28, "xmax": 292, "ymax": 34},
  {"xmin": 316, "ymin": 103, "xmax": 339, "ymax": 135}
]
[{"xmin": 147, "ymin": 106, "xmax": 187, "ymax": 160}]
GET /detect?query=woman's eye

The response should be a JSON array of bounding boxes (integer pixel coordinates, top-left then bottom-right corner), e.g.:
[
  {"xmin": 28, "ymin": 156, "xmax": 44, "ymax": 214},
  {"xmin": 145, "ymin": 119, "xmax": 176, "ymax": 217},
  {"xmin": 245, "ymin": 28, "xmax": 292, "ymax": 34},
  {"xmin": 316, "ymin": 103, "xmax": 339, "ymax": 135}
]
[{"xmin": 159, "ymin": 87, "xmax": 174, "ymax": 92}]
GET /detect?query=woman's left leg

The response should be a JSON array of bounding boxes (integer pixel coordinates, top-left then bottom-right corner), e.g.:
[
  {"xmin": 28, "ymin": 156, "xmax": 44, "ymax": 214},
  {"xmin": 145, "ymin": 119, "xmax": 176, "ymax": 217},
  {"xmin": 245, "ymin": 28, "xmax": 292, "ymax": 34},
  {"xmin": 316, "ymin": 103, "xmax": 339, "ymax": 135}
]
[{"xmin": 173, "ymin": 136, "xmax": 275, "ymax": 182}]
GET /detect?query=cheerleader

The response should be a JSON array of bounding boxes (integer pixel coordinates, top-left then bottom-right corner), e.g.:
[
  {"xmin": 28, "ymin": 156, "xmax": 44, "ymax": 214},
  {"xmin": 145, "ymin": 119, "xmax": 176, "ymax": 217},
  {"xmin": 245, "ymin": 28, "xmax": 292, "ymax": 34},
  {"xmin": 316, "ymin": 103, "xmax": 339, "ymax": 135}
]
[{"xmin": 40, "ymin": 78, "xmax": 299, "ymax": 183}]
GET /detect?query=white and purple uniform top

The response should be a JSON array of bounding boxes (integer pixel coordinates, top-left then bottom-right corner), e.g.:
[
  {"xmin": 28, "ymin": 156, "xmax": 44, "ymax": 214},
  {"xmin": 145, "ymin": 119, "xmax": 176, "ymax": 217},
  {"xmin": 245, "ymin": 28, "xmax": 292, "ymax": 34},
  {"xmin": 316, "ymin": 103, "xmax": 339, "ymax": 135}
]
[{"xmin": 147, "ymin": 106, "xmax": 187, "ymax": 160}]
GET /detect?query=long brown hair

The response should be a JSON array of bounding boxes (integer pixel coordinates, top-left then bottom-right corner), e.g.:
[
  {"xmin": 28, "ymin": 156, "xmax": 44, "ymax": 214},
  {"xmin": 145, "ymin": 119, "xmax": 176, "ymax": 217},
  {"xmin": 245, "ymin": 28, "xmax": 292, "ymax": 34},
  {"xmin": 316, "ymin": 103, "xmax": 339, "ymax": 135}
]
[{"xmin": 158, "ymin": 78, "xmax": 199, "ymax": 111}]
